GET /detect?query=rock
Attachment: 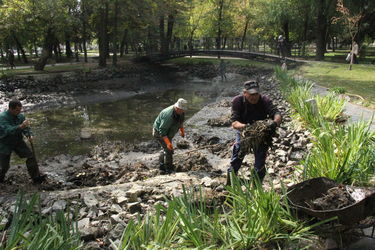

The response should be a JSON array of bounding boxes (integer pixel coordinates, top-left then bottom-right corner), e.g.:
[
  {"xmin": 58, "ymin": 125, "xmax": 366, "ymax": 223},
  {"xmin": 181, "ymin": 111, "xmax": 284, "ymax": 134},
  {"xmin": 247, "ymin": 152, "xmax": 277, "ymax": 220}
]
[
  {"xmin": 78, "ymin": 218, "xmax": 91, "ymax": 235},
  {"xmin": 324, "ymin": 238, "xmax": 338, "ymax": 250},
  {"xmin": 201, "ymin": 176, "xmax": 219, "ymax": 187},
  {"xmin": 126, "ymin": 185, "xmax": 143, "ymax": 202},
  {"xmin": 52, "ymin": 200, "xmax": 67, "ymax": 211},
  {"xmin": 42, "ymin": 207, "xmax": 52, "ymax": 215},
  {"xmin": 110, "ymin": 204, "xmax": 123, "ymax": 214},
  {"xmin": 79, "ymin": 207, "xmax": 88, "ymax": 217},
  {"xmin": 267, "ymin": 168, "xmax": 275, "ymax": 174},
  {"xmin": 347, "ymin": 238, "xmax": 375, "ymax": 250},
  {"xmin": 0, "ymin": 217, "xmax": 8, "ymax": 228},
  {"xmin": 112, "ymin": 190, "xmax": 127, "ymax": 204},
  {"xmin": 108, "ymin": 223, "xmax": 125, "ymax": 239},
  {"xmin": 110, "ymin": 214, "xmax": 123, "ymax": 224},
  {"xmin": 215, "ymin": 185, "xmax": 225, "ymax": 192},
  {"xmin": 80, "ymin": 128, "xmax": 92, "ymax": 140},
  {"xmin": 127, "ymin": 202, "xmax": 142, "ymax": 214},
  {"xmin": 83, "ymin": 193, "xmax": 98, "ymax": 208},
  {"xmin": 289, "ymin": 151, "xmax": 304, "ymax": 161}
]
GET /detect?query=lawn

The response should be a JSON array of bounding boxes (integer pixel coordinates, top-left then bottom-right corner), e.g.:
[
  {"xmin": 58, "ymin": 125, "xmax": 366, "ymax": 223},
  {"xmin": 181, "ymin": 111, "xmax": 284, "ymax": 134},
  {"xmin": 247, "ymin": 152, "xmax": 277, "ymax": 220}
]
[{"xmin": 294, "ymin": 61, "xmax": 375, "ymax": 107}]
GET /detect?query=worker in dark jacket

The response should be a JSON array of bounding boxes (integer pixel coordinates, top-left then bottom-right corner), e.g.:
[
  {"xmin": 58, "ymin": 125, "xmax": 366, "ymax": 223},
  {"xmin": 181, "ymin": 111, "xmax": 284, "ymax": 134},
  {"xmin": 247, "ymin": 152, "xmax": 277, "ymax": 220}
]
[
  {"xmin": 227, "ymin": 80, "xmax": 282, "ymax": 184},
  {"xmin": 0, "ymin": 99, "xmax": 46, "ymax": 184},
  {"xmin": 153, "ymin": 98, "xmax": 187, "ymax": 172}
]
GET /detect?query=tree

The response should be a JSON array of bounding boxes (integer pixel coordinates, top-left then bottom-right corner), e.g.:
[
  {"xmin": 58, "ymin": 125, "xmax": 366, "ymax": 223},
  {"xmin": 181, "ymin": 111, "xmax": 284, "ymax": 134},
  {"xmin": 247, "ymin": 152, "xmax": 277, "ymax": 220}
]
[
  {"xmin": 332, "ymin": 0, "xmax": 363, "ymax": 70},
  {"xmin": 315, "ymin": 0, "xmax": 336, "ymax": 61}
]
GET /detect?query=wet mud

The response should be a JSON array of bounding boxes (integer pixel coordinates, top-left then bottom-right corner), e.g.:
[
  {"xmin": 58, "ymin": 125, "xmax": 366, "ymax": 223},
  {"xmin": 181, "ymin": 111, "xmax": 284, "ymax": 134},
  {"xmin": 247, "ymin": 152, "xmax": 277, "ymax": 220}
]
[{"xmin": 308, "ymin": 185, "xmax": 356, "ymax": 210}]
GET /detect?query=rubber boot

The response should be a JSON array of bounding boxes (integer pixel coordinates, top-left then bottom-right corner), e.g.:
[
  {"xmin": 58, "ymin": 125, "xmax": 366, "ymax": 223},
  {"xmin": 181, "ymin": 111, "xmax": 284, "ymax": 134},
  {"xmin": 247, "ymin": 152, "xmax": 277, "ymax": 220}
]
[
  {"xmin": 26, "ymin": 157, "xmax": 46, "ymax": 184},
  {"xmin": 0, "ymin": 155, "xmax": 11, "ymax": 183},
  {"xmin": 226, "ymin": 172, "xmax": 231, "ymax": 186}
]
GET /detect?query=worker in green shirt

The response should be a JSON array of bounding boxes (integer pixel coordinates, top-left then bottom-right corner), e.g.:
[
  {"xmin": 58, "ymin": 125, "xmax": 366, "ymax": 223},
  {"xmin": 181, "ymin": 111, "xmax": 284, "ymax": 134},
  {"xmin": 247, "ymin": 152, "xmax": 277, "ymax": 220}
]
[
  {"xmin": 0, "ymin": 99, "xmax": 46, "ymax": 184},
  {"xmin": 153, "ymin": 98, "xmax": 187, "ymax": 173}
]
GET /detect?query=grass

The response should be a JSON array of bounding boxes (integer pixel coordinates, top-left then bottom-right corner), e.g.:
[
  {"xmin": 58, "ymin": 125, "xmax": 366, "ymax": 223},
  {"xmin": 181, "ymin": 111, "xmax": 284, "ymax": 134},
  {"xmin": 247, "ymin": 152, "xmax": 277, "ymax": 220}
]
[{"xmin": 293, "ymin": 61, "xmax": 375, "ymax": 107}]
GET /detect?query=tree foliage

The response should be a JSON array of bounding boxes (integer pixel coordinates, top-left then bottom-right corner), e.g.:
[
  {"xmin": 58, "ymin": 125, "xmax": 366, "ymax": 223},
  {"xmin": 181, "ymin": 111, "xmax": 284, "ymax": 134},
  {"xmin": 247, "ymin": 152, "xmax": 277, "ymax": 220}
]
[{"xmin": 0, "ymin": 0, "xmax": 374, "ymax": 66}]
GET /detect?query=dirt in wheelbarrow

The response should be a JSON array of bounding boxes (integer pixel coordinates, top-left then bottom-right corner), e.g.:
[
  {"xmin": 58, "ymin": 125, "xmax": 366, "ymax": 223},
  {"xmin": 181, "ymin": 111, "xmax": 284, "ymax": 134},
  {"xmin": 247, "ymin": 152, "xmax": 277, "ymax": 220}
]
[{"xmin": 307, "ymin": 185, "xmax": 356, "ymax": 210}]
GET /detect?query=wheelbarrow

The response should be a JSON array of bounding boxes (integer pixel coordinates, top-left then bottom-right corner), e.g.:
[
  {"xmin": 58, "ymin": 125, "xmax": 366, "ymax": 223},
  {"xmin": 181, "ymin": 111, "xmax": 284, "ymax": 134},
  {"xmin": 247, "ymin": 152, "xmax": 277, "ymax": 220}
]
[{"xmin": 287, "ymin": 177, "xmax": 375, "ymax": 225}]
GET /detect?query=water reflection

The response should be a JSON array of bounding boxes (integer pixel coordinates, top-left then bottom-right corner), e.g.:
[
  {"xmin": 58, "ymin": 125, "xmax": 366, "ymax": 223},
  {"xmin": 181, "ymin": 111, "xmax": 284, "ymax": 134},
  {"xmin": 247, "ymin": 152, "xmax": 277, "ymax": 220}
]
[{"xmin": 28, "ymin": 89, "xmax": 210, "ymax": 159}]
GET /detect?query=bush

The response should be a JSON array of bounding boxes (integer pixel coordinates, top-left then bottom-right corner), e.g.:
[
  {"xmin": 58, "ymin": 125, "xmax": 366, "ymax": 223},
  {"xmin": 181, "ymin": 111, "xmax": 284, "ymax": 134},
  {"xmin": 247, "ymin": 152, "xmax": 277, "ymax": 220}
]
[{"xmin": 329, "ymin": 86, "xmax": 346, "ymax": 94}]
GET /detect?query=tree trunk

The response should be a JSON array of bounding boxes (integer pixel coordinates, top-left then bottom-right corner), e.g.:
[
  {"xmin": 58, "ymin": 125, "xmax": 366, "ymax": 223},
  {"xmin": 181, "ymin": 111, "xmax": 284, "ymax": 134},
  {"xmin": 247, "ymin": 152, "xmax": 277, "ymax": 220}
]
[
  {"xmin": 165, "ymin": 14, "xmax": 174, "ymax": 54},
  {"xmin": 13, "ymin": 34, "xmax": 28, "ymax": 63},
  {"xmin": 65, "ymin": 40, "xmax": 73, "ymax": 58},
  {"xmin": 82, "ymin": 0, "xmax": 88, "ymax": 62},
  {"xmin": 53, "ymin": 44, "xmax": 59, "ymax": 62},
  {"xmin": 240, "ymin": 19, "xmax": 249, "ymax": 50},
  {"xmin": 216, "ymin": 0, "xmax": 224, "ymax": 58},
  {"xmin": 16, "ymin": 47, "xmax": 21, "ymax": 61},
  {"xmin": 98, "ymin": 0, "xmax": 109, "ymax": 67},
  {"xmin": 302, "ymin": 11, "xmax": 309, "ymax": 56},
  {"xmin": 315, "ymin": 0, "xmax": 326, "ymax": 60},
  {"xmin": 282, "ymin": 21, "xmax": 291, "ymax": 56},
  {"xmin": 74, "ymin": 43, "xmax": 79, "ymax": 62},
  {"xmin": 120, "ymin": 29, "xmax": 128, "ymax": 57},
  {"xmin": 159, "ymin": 15, "xmax": 167, "ymax": 54},
  {"xmin": 34, "ymin": 29, "xmax": 54, "ymax": 71},
  {"xmin": 34, "ymin": 43, "xmax": 39, "ymax": 58},
  {"xmin": 112, "ymin": 0, "xmax": 119, "ymax": 66}
]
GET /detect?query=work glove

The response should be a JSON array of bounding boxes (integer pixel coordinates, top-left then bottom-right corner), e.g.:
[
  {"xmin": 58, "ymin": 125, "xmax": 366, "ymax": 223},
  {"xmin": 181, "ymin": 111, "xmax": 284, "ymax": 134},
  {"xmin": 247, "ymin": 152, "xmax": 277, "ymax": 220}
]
[
  {"xmin": 179, "ymin": 127, "xmax": 185, "ymax": 137},
  {"xmin": 162, "ymin": 136, "xmax": 174, "ymax": 151}
]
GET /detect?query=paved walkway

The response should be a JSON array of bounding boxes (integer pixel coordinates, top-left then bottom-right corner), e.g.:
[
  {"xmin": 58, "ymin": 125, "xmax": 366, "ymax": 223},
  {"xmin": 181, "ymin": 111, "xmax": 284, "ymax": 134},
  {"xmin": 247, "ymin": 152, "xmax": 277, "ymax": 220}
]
[{"xmin": 312, "ymin": 85, "xmax": 375, "ymax": 131}]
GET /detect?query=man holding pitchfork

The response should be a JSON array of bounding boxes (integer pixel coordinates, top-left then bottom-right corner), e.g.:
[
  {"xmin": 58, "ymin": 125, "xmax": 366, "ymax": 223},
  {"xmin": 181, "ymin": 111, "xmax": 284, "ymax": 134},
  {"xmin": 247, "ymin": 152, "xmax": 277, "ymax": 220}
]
[{"xmin": 0, "ymin": 99, "xmax": 46, "ymax": 184}]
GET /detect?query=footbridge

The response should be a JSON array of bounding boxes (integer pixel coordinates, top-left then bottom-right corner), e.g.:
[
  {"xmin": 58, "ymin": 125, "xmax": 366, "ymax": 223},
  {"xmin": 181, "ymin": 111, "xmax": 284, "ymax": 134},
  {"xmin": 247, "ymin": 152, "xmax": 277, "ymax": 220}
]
[{"xmin": 146, "ymin": 50, "xmax": 297, "ymax": 64}]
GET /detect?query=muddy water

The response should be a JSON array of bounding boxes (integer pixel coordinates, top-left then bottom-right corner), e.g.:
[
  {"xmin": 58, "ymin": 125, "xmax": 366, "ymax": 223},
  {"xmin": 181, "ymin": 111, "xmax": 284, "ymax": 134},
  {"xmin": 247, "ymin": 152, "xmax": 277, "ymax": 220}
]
[{"xmin": 26, "ymin": 86, "xmax": 212, "ymax": 160}]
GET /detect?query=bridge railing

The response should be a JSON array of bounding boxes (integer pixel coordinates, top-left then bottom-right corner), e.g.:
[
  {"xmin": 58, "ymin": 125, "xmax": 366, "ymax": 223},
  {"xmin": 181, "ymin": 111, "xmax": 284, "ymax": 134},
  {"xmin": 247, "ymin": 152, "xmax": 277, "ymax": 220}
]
[{"xmin": 147, "ymin": 49, "xmax": 296, "ymax": 64}]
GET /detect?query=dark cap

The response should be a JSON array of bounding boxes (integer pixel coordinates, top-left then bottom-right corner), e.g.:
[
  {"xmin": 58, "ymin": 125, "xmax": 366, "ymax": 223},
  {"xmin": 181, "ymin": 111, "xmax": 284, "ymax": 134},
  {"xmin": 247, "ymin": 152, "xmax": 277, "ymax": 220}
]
[{"xmin": 243, "ymin": 80, "xmax": 259, "ymax": 94}]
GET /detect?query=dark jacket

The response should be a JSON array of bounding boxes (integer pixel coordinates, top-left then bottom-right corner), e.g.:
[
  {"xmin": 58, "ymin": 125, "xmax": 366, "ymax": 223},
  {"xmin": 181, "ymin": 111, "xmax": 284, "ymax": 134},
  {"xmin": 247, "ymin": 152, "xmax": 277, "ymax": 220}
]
[
  {"xmin": 231, "ymin": 94, "xmax": 280, "ymax": 124},
  {"xmin": 0, "ymin": 110, "xmax": 32, "ymax": 154}
]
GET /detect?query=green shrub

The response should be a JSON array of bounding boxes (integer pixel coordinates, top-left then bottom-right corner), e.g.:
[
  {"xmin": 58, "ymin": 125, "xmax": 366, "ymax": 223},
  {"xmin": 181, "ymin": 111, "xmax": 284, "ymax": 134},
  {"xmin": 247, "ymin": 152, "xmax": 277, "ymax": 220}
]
[
  {"xmin": 329, "ymin": 86, "xmax": 346, "ymax": 94},
  {"xmin": 316, "ymin": 93, "xmax": 346, "ymax": 122}
]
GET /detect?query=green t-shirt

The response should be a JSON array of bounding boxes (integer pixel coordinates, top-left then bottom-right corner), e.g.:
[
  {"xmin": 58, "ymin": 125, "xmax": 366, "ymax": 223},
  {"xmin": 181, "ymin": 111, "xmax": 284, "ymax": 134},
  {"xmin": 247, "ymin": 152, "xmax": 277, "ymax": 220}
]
[{"xmin": 153, "ymin": 105, "xmax": 184, "ymax": 138}]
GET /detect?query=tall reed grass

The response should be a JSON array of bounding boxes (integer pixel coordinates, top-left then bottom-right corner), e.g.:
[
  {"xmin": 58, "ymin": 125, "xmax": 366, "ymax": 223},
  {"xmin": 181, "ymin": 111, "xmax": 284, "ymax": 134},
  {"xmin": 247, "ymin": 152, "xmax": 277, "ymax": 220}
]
[
  {"xmin": 0, "ymin": 193, "xmax": 82, "ymax": 250},
  {"xmin": 114, "ymin": 180, "xmax": 317, "ymax": 249},
  {"xmin": 303, "ymin": 121, "xmax": 375, "ymax": 184}
]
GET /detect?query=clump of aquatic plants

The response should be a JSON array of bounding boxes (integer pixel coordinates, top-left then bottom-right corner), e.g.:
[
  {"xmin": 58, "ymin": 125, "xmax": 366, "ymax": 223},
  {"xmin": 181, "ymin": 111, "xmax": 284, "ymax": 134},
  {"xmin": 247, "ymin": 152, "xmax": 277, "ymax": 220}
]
[
  {"xmin": 303, "ymin": 121, "xmax": 375, "ymax": 185},
  {"xmin": 114, "ymin": 179, "xmax": 318, "ymax": 249},
  {"xmin": 275, "ymin": 67, "xmax": 345, "ymax": 128},
  {"xmin": 0, "ymin": 193, "xmax": 82, "ymax": 250},
  {"xmin": 275, "ymin": 67, "xmax": 374, "ymax": 185}
]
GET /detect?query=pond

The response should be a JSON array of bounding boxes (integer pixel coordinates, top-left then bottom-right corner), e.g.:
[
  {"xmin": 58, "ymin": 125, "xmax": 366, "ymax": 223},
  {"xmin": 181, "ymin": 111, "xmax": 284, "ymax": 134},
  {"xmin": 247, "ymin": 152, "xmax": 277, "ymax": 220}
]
[{"xmin": 26, "ymin": 82, "xmax": 214, "ymax": 160}]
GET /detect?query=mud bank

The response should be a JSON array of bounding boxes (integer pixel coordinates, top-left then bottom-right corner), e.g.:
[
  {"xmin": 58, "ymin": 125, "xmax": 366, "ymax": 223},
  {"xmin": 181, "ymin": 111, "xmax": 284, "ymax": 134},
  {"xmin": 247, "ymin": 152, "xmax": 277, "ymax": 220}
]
[
  {"xmin": 0, "ymin": 62, "xmax": 319, "ymax": 248},
  {"xmin": 0, "ymin": 62, "xmax": 269, "ymax": 112}
]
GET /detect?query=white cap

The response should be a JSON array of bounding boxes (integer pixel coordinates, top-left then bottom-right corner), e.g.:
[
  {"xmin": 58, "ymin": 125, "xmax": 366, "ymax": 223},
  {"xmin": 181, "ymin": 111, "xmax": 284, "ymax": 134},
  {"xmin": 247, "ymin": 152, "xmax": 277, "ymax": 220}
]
[{"xmin": 174, "ymin": 98, "xmax": 188, "ymax": 110}]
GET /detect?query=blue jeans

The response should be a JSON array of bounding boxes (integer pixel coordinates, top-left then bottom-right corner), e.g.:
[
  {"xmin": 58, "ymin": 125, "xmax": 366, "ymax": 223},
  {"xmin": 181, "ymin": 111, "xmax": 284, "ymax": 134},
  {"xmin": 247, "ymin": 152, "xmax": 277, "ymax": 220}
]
[{"xmin": 228, "ymin": 131, "xmax": 268, "ymax": 182}]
